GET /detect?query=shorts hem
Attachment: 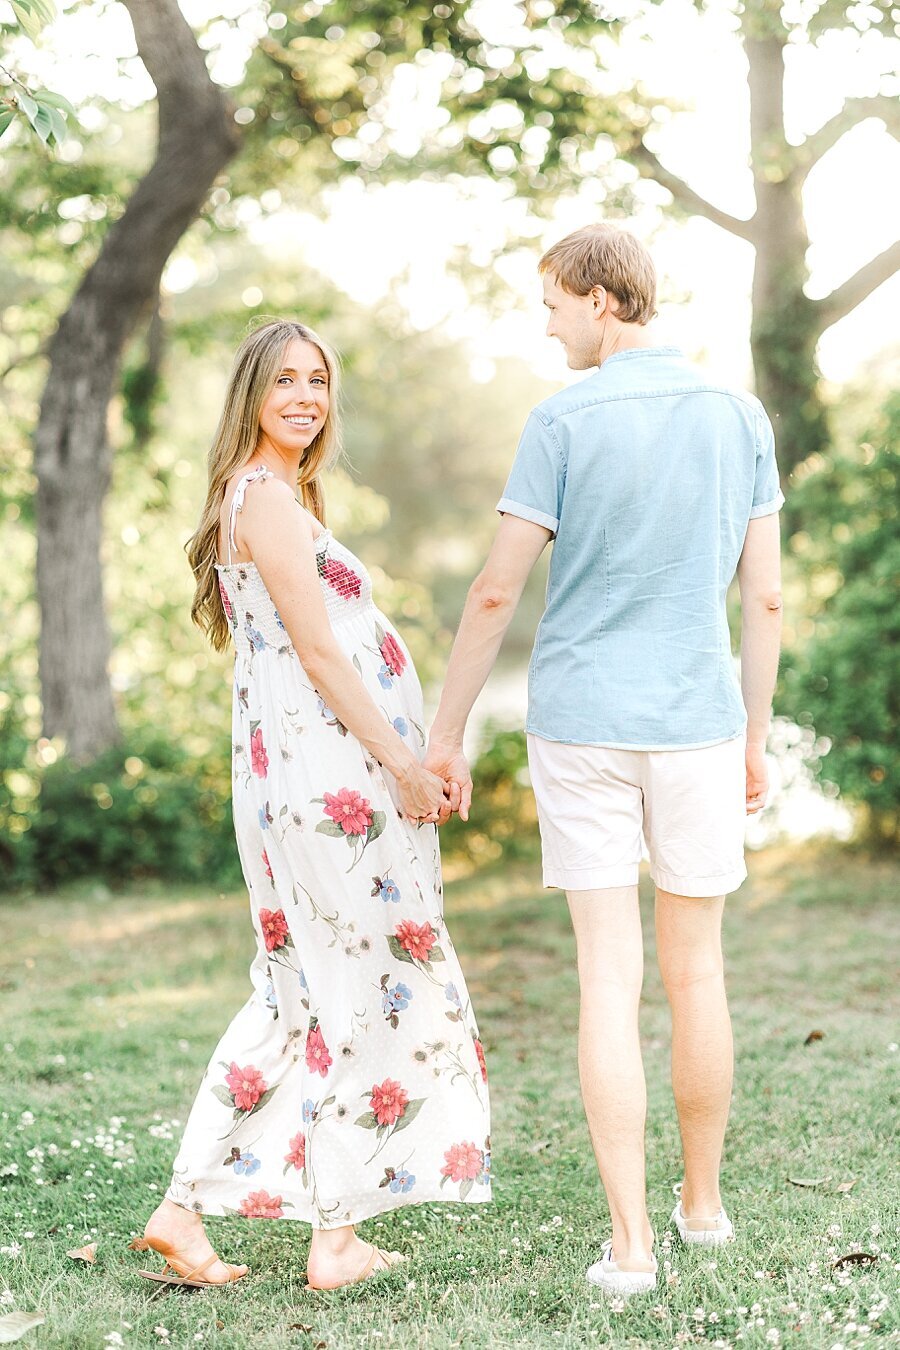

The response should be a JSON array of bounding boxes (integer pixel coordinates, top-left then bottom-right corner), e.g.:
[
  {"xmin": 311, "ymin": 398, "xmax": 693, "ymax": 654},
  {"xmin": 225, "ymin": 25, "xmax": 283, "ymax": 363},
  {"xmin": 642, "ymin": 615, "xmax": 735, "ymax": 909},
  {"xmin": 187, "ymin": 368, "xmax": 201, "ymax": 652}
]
[
  {"xmin": 542, "ymin": 862, "xmax": 641, "ymax": 891},
  {"xmin": 650, "ymin": 863, "xmax": 747, "ymax": 898},
  {"xmin": 526, "ymin": 726, "xmax": 747, "ymax": 752}
]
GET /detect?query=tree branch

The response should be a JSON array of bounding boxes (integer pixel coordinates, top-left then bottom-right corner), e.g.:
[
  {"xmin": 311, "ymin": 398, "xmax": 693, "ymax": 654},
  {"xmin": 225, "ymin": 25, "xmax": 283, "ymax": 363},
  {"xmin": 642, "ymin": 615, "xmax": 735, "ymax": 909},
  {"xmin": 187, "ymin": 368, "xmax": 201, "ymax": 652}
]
[
  {"xmin": 815, "ymin": 239, "xmax": 900, "ymax": 330},
  {"xmin": 631, "ymin": 142, "xmax": 757, "ymax": 243},
  {"xmin": 800, "ymin": 95, "xmax": 900, "ymax": 177}
]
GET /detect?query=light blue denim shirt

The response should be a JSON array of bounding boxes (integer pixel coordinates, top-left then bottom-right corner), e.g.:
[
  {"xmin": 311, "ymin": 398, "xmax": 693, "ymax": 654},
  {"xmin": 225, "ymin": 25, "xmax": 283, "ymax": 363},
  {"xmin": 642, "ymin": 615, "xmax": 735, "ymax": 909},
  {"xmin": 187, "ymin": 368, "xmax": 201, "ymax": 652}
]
[{"xmin": 497, "ymin": 347, "xmax": 784, "ymax": 749}]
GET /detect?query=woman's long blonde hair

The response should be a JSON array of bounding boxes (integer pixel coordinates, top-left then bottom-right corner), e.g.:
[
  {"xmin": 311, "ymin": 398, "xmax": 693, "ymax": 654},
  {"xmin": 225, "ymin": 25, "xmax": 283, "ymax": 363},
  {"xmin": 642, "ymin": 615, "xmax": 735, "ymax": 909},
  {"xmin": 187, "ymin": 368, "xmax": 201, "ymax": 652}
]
[{"xmin": 186, "ymin": 319, "xmax": 343, "ymax": 651}]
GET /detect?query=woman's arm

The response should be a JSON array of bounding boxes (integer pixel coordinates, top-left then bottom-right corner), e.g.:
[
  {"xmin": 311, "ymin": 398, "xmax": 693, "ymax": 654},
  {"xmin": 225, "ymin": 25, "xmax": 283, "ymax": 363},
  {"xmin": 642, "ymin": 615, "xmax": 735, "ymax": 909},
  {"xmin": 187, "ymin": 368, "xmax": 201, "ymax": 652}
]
[{"xmin": 237, "ymin": 477, "xmax": 448, "ymax": 821}]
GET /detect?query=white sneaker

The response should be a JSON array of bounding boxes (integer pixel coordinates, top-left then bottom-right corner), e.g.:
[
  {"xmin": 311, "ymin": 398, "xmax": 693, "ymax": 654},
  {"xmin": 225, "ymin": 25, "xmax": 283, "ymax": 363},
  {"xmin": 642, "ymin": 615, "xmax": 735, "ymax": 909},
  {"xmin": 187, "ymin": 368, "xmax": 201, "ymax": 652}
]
[
  {"xmin": 585, "ymin": 1239, "xmax": 658, "ymax": 1296},
  {"xmin": 670, "ymin": 1182, "xmax": 734, "ymax": 1246}
]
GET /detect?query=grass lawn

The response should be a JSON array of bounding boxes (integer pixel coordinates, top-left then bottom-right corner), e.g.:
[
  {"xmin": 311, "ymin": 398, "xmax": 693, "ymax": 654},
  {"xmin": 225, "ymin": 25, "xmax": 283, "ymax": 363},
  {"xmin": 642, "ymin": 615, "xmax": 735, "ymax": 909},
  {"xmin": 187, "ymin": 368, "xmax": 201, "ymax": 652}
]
[{"xmin": 1, "ymin": 846, "xmax": 898, "ymax": 1349}]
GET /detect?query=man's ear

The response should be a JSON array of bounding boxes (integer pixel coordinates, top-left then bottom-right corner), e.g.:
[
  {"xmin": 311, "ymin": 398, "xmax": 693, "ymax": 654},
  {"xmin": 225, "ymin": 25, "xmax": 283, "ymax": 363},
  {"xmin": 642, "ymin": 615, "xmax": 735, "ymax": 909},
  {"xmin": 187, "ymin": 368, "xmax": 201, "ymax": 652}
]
[{"xmin": 590, "ymin": 285, "xmax": 609, "ymax": 316}]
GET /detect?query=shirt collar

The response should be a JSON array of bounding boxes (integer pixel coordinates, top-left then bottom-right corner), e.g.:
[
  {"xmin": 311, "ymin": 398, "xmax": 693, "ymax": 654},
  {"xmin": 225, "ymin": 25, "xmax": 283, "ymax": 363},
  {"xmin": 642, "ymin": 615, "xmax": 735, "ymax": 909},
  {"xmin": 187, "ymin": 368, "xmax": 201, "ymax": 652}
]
[{"xmin": 599, "ymin": 346, "xmax": 683, "ymax": 368}]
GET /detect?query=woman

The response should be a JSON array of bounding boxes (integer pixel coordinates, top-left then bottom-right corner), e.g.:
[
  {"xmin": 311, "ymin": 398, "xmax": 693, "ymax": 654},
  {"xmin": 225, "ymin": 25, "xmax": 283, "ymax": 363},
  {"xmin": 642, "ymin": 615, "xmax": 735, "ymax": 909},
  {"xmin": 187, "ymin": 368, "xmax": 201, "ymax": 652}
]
[{"xmin": 130, "ymin": 320, "xmax": 491, "ymax": 1292}]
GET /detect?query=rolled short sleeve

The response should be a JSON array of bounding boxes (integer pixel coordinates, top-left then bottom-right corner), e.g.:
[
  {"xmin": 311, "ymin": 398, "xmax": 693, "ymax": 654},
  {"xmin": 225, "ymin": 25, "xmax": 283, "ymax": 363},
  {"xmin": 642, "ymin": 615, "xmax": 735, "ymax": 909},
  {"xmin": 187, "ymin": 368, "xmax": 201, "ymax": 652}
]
[
  {"xmin": 750, "ymin": 409, "xmax": 785, "ymax": 518},
  {"xmin": 496, "ymin": 412, "xmax": 565, "ymax": 536}
]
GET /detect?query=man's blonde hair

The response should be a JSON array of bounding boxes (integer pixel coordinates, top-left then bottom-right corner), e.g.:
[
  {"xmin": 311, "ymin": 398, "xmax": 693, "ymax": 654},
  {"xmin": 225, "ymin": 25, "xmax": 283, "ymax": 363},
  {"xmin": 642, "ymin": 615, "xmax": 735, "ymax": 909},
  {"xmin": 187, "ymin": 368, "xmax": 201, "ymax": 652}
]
[{"xmin": 539, "ymin": 225, "xmax": 657, "ymax": 324}]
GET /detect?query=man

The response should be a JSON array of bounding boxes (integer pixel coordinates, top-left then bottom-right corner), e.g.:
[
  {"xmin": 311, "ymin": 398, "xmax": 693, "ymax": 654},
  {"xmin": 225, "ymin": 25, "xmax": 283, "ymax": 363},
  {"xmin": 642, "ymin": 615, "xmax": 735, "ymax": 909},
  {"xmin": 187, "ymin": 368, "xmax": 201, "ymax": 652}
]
[{"xmin": 425, "ymin": 223, "xmax": 783, "ymax": 1297}]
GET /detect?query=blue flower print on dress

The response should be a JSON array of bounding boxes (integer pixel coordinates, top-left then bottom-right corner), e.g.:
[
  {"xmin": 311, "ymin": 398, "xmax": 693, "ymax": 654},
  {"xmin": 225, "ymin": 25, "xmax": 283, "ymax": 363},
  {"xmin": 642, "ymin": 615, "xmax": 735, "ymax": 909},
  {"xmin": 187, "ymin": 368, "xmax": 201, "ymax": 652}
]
[
  {"xmin": 388, "ymin": 1167, "xmax": 415, "ymax": 1194},
  {"xmin": 371, "ymin": 873, "xmax": 401, "ymax": 904},
  {"xmin": 380, "ymin": 977, "xmax": 413, "ymax": 1028},
  {"xmin": 225, "ymin": 1148, "xmax": 261, "ymax": 1177},
  {"xmin": 263, "ymin": 979, "xmax": 278, "ymax": 1011},
  {"xmin": 445, "ymin": 982, "xmax": 461, "ymax": 1008},
  {"xmin": 273, "ymin": 608, "xmax": 286, "ymax": 631},
  {"xmin": 377, "ymin": 663, "xmax": 394, "ymax": 690},
  {"xmin": 382, "ymin": 982, "xmax": 412, "ymax": 1015},
  {"xmin": 302, "ymin": 1098, "xmax": 316, "ymax": 1124},
  {"xmin": 245, "ymin": 621, "xmax": 266, "ymax": 652},
  {"xmin": 392, "ymin": 717, "xmax": 408, "ymax": 737}
]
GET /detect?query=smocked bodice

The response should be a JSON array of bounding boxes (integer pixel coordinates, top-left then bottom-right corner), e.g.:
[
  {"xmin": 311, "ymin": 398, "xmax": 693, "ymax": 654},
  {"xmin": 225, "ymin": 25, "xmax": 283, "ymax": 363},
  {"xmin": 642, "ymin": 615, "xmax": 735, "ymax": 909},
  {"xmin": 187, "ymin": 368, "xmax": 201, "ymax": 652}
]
[{"xmin": 214, "ymin": 467, "xmax": 376, "ymax": 657}]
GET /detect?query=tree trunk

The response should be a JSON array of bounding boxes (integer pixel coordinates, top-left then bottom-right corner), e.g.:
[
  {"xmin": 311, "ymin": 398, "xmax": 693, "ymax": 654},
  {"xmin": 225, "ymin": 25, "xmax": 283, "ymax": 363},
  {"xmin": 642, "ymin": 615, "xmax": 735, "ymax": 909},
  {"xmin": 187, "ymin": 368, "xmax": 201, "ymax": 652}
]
[
  {"xmin": 34, "ymin": 0, "xmax": 239, "ymax": 761},
  {"xmin": 745, "ymin": 26, "xmax": 830, "ymax": 478}
]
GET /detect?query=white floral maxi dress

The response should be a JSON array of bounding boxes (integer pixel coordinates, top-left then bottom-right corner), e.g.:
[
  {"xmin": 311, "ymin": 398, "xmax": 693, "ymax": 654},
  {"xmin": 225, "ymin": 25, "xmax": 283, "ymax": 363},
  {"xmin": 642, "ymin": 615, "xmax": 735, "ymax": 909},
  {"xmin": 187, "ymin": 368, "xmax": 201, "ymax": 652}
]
[{"xmin": 166, "ymin": 467, "xmax": 491, "ymax": 1228}]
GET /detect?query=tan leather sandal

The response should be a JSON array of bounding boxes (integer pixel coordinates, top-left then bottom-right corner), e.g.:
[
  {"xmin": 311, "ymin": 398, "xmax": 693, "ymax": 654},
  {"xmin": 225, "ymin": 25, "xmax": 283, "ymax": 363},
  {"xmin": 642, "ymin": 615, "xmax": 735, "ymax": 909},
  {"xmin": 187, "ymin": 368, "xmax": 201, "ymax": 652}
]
[
  {"xmin": 128, "ymin": 1236, "xmax": 249, "ymax": 1288},
  {"xmin": 304, "ymin": 1242, "xmax": 408, "ymax": 1291}
]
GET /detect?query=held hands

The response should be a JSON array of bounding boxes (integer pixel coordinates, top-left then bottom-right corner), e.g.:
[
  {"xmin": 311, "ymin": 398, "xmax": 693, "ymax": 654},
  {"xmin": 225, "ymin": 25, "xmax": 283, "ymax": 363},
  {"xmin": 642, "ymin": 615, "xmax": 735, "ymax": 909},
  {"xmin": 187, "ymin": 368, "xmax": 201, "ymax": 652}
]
[
  {"xmin": 396, "ymin": 760, "xmax": 460, "ymax": 826},
  {"xmin": 745, "ymin": 741, "xmax": 769, "ymax": 815},
  {"xmin": 422, "ymin": 738, "xmax": 473, "ymax": 823}
]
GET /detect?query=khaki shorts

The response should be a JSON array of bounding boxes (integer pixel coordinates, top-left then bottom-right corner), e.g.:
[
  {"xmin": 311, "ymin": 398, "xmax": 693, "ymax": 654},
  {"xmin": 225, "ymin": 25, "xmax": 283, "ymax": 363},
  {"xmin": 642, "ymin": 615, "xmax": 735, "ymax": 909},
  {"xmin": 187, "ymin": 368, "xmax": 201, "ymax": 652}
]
[{"xmin": 526, "ymin": 733, "xmax": 748, "ymax": 898}]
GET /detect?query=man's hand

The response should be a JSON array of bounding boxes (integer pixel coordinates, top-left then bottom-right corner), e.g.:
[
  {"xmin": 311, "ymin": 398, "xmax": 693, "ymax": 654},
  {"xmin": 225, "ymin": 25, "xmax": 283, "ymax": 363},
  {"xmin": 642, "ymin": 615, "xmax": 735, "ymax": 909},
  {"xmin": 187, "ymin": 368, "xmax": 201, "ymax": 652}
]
[
  {"xmin": 745, "ymin": 740, "xmax": 769, "ymax": 815},
  {"xmin": 424, "ymin": 739, "xmax": 473, "ymax": 822}
]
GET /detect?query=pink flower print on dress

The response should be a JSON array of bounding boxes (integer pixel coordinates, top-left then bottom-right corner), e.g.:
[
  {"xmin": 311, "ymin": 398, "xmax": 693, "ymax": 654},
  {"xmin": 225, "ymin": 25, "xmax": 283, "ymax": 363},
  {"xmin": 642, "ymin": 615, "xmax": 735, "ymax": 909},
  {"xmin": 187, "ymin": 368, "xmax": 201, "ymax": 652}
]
[
  {"xmin": 250, "ymin": 726, "xmax": 269, "ymax": 778},
  {"xmin": 262, "ymin": 848, "xmax": 273, "ymax": 881},
  {"xmin": 379, "ymin": 631, "xmax": 406, "ymax": 677},
  {"xmin": 259, "ymin": 907, "xmax": 290, "ymax": 953},
  {"xmin": 319, "ymin": 555, "xmax": 362, "ymax": 599},
  {"xmin": 239, "ymin": 1189, "xmax": 284, "ymax": 1219},
  {"xmin": 225, "ymin": 1061, "xmax": 268, "ymax": 1112},
  {"xmin": 369, "ymin": 1078, "xmax": 409, "ymax": 1127},
  {"xmin": 322, "ymin": 788, "xmax": 373, "ymax": 836},
  {"xmin": 441, "ymin": 1141, "xmax": 484, "ymax": 1184},
  {"xmin": 305, "ymin": 1020, "xmax": 333, "ymax": 1077},
  {"xmin": 395, "ymin": 919, "xmax": 437, "ymax": 963},
  {"xmin": 284, "ymin": 1132, "xmax": 306, "ymax": 1172},
  {"xmin": 474, "ymin": 1038, "xmax": 488, "ymax": 1084},
  {"xmin": 217, "ymin": 578, "xmax": 234, "ymax": 625}
]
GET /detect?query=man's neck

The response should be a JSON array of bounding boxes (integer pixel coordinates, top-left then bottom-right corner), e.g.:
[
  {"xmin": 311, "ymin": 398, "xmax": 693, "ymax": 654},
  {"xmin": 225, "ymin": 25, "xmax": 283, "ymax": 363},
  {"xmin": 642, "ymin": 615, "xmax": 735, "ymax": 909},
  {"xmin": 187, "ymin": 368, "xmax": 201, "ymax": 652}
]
[{"xmin": 596, "ymin": 323, "xmax": 659, "ymax": 366}]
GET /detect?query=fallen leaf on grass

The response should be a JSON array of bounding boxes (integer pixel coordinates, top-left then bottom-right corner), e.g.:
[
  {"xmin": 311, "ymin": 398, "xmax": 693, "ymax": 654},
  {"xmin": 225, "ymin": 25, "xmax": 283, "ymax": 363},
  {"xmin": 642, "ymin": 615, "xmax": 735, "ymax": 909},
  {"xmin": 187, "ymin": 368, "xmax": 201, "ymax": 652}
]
[
  {"xmin": 836, "ymin": 1179, "xmax": 857, "ymax": 1193},
  {"xmin": 66, "ymin": 1243, "xmax": 98, "ymax": 1264},
  {"xmin": 787, "ymin": 1176, "xmax": 830, "ymax": 1187},
  {"xmin": 832, "ymin": 1251, "xmax": 876, "ymax": 1271},
  {"xmin": 288, "ymin": 1326, "xmax": 313, "ymax": 1334},
  {"xmin": 803, "ymin": 1029, "xmax": 825, "ymax": 1045},
  {"xmin": 215, "ymin": 1322, "xmax": 224, "ymax": 1331},
  {"xmin": 0, "ymin": 1311, "xmax": 46, "ymax": 1343}
]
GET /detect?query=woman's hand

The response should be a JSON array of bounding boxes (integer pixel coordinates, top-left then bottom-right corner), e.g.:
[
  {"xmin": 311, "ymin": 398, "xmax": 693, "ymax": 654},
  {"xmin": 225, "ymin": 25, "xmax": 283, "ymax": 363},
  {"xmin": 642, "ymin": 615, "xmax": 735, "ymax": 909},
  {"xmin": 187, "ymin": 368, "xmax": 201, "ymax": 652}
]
[{"xmin": 395, "ymin": 760, "xmax": 452, "ymax": 825}]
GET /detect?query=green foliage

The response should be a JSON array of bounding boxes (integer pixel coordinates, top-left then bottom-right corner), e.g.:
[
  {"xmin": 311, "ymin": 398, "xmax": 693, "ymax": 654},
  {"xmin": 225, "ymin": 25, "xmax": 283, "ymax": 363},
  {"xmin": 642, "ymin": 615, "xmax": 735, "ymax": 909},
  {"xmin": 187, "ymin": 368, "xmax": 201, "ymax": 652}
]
[
  {"xmin": 440, "ymin": 724, "xmax": 540, "ymax": 867},
  {"xmin": 230, "ymin": 0, "xmax": 648, "ymax": 213},
  {"xmin": 27, "ymin": 733, "xmax": 241, "ymax": 890},
  {"xmin": 779, "ymin": 392, "xmax": 900, "ymax": 848},
  {"xmin": 1, "ymin": 0, "xmax": 73, "ymax": 147},
  {"xmin": 0, "ymin": 672, "xmax": 37, "ymax": 889}
]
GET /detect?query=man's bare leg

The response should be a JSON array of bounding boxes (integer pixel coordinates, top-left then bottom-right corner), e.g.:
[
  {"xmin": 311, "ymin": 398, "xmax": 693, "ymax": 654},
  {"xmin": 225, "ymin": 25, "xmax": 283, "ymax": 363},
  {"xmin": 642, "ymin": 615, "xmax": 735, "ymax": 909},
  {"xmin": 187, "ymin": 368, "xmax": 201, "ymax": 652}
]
[
  {"xmin": 655, "ymin": 888, "xmax": 732, "ymax": 1218},
  {"xmin": 567, "ymin": 885, "xmax": 653, "ymax": 1260}
]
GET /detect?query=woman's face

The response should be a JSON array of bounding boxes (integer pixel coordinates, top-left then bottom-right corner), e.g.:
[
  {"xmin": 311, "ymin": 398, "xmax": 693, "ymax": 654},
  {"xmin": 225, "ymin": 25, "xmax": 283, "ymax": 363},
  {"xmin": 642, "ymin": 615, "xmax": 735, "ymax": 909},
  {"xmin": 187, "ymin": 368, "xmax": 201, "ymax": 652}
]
[{"xmin": 257, "ymin": 338, "xmax": 330, "ymax": 456}]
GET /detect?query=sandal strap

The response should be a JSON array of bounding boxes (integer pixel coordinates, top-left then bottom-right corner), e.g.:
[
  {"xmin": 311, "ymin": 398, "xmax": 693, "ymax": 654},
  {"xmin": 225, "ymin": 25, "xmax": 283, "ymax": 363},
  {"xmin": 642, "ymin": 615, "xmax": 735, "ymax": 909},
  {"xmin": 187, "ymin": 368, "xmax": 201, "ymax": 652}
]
[
  {"xmin": 351, "ymin": 1243, "xmax": 380, "ymax": 1284},
  {"xmin": 164, "ymin": 1251, "xmax": 220, "ymax": 1283}
]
